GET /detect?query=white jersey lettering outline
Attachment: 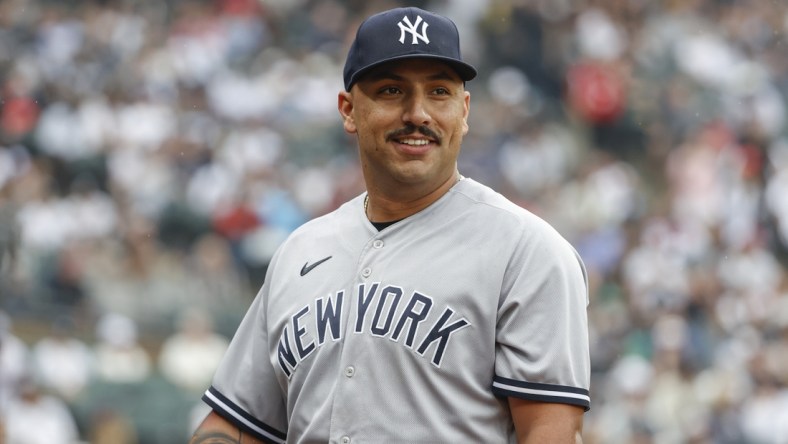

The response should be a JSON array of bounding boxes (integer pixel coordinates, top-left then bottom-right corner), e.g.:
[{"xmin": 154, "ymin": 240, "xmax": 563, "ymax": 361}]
[
  {"xmin": 390, "ymin": 292, "xmax": 433, "ymax": 348},
  {"xmin": 370, "ymin": 285, "xmax": 403, "ymax": 337},
  {"xmin": 354, "ymin": 282, "xmax": 378, "ymax": 333},
  {"xmin": 315, "ymin": 291, "xmax": 344, "ymax": 345},
  {"xmin": 277, "ymin": 324, "xmax": 297, "ymax": 377},
  {"xmin": 292, "ymin": 305, "xmax": 315, "ymax": 360},
  {"xmin": 415, "ymin": 306, "xmax": 470, "ymax": 367},
  {"xmin": 276, "ymin": 283, "xmax": 471, "ymax": 378}
]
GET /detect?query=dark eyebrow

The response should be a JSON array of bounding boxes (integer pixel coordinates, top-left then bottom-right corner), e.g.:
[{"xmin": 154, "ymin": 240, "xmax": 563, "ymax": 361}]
[
  {"xmin": 364, "ymin": 70, "xmax": 405, "ymax": 83},
  {"xmin": 426, "ymin": 70, "xmax": 460, "ymax": 82},
  {"xmin": 363, "ymin": 68, "xmax": 461, "ymax": 84}
]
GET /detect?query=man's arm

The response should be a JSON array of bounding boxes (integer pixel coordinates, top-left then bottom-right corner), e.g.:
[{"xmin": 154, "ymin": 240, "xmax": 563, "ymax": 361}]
[
  {"xmin": 509, "ymin": 398, "xmax": 585, "ymax": 444},
  {"xmin": 190, "ymin": 411, "xmax": 267, "ymax": 444}
]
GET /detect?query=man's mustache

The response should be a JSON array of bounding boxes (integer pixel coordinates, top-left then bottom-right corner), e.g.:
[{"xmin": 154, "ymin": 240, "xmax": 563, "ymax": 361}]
[{"xmin": 386, "ymin": 124, "xmax": 441, "ymax": 144}]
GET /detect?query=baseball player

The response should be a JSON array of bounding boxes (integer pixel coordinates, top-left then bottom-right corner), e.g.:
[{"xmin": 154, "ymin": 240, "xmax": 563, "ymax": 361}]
[{"xmin": 191, "ymin": 7, "xmax": 590, "ymax": 444}]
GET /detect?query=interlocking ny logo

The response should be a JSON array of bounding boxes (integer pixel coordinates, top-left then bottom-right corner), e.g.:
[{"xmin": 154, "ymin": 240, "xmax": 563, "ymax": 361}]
[{"xmin": 398, "ymin": 15, "xmax": 430, "ymax": 44}]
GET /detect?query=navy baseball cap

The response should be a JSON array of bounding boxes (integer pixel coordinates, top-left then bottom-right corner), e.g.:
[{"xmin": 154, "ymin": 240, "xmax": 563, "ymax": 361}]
[{"xmin": 343, "ymin": 7, "xmax": 477, "ymax": 91}]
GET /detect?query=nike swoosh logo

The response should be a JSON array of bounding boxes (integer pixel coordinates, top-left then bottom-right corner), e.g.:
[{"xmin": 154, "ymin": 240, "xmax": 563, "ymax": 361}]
[{"xmin": 300, "ymin": 256, "xmax": 332, "ymax": 276}]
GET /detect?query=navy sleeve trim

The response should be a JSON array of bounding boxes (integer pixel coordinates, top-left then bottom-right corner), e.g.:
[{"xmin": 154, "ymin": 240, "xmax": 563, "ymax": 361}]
[
  {"xmin": 492, "ymin": 376, "xmax": 591, "ymax": 411},
  {"xmin": 202, "ymin": 386, "xmax": 287, "ymax": 443}
]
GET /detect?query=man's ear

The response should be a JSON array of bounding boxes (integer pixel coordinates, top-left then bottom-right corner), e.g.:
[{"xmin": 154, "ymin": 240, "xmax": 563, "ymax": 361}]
[
  {"xmin": 461, "ymin": 90, "xmax": 470, "ymax": 135},
  {"xmin": 338, "ymin": 91, "xmax": 357, "ymax": 134}
]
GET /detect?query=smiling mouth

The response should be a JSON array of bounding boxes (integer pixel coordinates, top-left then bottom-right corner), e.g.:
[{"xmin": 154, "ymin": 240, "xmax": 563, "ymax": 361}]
[
  {"xmin": 387, "ymin": 125, "xmax": 441, "ymax": 146},
  {"xmin": 396, "ymin": 138, "xmax": 432, "ymax": 146}
]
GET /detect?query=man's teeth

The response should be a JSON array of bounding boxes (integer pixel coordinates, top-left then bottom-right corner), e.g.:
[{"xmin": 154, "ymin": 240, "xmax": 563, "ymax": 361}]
[{"xmin": 399, "ymin": 139, "xmax": 430, "ymax": 146}]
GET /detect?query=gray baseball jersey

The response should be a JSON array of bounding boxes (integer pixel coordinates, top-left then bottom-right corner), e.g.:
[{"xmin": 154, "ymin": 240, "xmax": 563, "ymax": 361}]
[{"xmin": 202, "ymin": 178, "xmax": 590, "ymax": 443}]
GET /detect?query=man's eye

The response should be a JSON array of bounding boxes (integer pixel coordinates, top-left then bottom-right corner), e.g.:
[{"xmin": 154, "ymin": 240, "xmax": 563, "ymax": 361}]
[
  {"xmin": 434, "ymin": 87, "xmax": 450, "ymax": 95},
  {"xmin": 380, "ymin": 87, "xmax": 401, "ymax": 95}
]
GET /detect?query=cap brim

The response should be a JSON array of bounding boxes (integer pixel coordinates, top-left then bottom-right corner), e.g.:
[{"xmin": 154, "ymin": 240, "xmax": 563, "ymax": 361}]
[{"xmin": 345, "ymin": 54, "xmax": 477, "ymax": 91}]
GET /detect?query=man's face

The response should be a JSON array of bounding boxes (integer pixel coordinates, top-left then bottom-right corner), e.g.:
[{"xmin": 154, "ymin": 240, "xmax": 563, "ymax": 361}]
[{"xmin": 338, "ymin": 58, "xmax": 470, "ymax": 196}]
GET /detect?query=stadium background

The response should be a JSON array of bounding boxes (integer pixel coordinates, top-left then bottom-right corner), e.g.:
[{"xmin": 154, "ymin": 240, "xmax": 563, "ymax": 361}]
[{"xmin": 1, "ymin": 0, "xmax": 787, "ymax": 442}]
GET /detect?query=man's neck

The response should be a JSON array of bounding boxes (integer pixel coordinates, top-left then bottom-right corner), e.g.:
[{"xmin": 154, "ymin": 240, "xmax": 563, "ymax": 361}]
[{"xmin": 365, "ymin": 171, "xmax": 463, "ymax": 222}]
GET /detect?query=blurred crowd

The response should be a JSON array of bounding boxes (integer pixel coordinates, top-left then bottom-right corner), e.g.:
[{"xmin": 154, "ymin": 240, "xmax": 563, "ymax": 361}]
[{"xmin": 1, "ymin": 0, "xmax": 787, "ymax": 442}]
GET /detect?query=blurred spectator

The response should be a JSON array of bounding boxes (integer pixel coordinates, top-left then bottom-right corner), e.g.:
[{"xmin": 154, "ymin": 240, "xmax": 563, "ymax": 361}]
[
  {"xmin": 182, "ymin": 232, "xmax": 252, "ymax": 317},
  {"xmin": 31, "ymin": 315, "xmax": 92, "ymax": 402},
  {"xmin": 87, "ymin": 410, "xmax": 138, "ymax": 444},
  {"xmin": 93, "ymin": 313, "xmax": 151, "ymax": 384},
  {"xmin": 3, "ymin": 377, "xmax": 79, "ymax": 444},
  {"xmin": 40, "ymin": 242, "xmax": 92, "ymax": 318},
  {"xmin": 0, "ymin": 180, "xmax": 19, "ymax": 279},
  {"xmin": 585, "ymin": 354, "xmax": 655, "ymax": 444},
  {"xmin": 740, "ymin": 349, "xmax": 788, "ymax": 444},
  {"xmin": 83, "ymin": 215, "xmax": 192, "ymax": 326},
  {"xmin": 158, "ymin": 308, "xmax": 229, "ymax": 394},
  {"xmin": 0, "ymin": 311, "xmax": 29, "ymax": 414}
]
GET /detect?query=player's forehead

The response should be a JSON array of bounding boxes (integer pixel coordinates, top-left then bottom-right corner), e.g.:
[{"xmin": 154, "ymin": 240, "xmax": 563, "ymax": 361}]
[{"xmin": 357, "ymin": 58, "xmax": 464, "ymax": 85}]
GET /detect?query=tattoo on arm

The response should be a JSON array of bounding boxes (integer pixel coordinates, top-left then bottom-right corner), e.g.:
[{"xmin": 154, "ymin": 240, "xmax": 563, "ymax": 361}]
[{"xmin": 190, "ymin": 430, "xmax": 243, "ymax": 444}]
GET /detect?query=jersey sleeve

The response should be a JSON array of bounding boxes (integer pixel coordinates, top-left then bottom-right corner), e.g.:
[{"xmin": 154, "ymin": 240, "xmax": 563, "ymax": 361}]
[
  {"xmin": 202, "ymin": 266, "xmax": 288, "ymax": 443},
  {"xmin": 492, "ymin": 220, "xmax": 591, "ymax": 411}
]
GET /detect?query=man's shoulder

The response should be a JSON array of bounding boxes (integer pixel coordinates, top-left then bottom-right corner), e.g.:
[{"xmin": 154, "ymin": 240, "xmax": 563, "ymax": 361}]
[
  {"xmin": 451, "ymin": 179, "xmax": 569, "ymax": 242},
  {"xmin": 452, "ymin": 179, "xmax": 535, "ymax": 220}
]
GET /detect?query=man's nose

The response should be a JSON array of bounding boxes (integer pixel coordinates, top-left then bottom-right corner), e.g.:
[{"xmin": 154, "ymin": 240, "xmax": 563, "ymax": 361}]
[{"xmin": 402, "ymin": 94, "xmax": 432, "ymax": 127}]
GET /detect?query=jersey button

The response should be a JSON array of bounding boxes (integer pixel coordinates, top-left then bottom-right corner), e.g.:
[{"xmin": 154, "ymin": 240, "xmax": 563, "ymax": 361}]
[
  {"xmin": 341, "ymin": 436, "xmax": 351, "ymax": 444},
  {"xmin": 373, "ymin": 240, "xmax": 384, "ymax": 249},
  {"xmin": 344, "ymin": 366, "xmax": 355, "ymax": 378},
  {"xmin": 361, "ymin": 267, "xmax": 371, "ymax": 278}
]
